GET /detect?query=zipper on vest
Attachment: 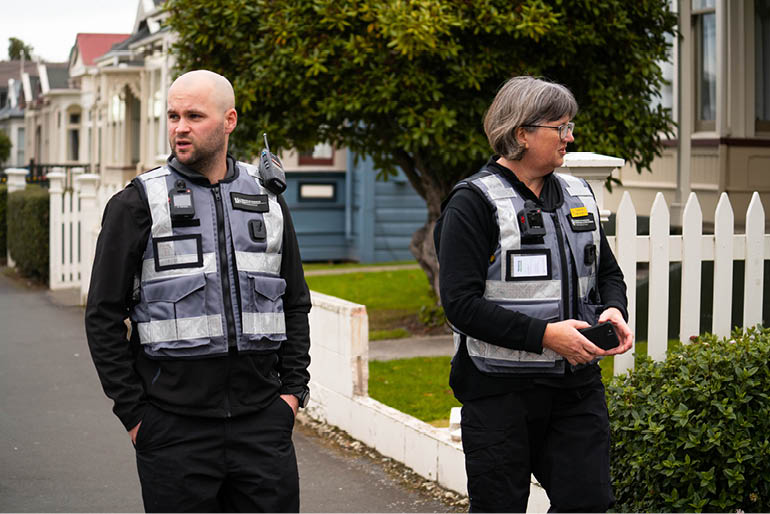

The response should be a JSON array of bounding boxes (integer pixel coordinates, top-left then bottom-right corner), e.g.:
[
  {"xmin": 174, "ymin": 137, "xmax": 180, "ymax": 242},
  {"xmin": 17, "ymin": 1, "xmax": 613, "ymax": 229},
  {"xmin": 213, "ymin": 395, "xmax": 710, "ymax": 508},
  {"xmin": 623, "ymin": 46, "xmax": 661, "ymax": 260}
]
[
  {"xmin": 551, "ymin": 213, "xmax": 572, "ymax": 319},
  {"xmin": 212, "ymin": 186, "xmax": 238, "ymax": 349}
]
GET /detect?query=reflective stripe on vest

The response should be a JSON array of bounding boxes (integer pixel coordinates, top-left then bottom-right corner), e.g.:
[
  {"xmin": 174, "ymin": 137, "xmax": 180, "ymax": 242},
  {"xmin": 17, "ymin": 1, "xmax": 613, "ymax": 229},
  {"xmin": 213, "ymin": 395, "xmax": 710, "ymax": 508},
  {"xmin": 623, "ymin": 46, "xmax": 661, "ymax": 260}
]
[
  {"xmin": 452, "ymin": 167, "xmax": 601, "ymax": 375},
  {"xmin": 137, "ymin": 314, "xmax": 224, "ymax": 344}
]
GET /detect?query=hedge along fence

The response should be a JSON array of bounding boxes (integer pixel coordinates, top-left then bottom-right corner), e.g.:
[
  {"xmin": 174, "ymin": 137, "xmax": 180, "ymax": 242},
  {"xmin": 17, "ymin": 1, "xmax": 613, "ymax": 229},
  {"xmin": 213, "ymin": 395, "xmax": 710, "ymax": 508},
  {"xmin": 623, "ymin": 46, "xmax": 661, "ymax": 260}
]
[
  {"xmin": 607, "ymin": 325, "xmax": 770, "ymax": 512},
  {"xmin": 7, "ymin": 185, "xmax": 49, "ymax": 282},
  {"xmin": 0, "ymin": 185, "xmax": 7, "ymax": 259}
]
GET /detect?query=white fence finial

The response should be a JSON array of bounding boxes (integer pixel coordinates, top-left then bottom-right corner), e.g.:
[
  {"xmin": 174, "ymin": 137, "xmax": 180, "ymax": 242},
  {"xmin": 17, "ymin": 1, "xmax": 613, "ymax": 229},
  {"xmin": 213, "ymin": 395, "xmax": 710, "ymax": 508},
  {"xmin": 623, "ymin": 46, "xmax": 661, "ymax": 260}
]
[
  {"xmin": 648, "ymin": 193, "xmax": 670, "ymax": 361},
  {"xmin": 712, "ymin": 193, "xmax": 735, "ymax": 338},
  {"xmin": 743, "ymin": 193, "xmax": 765, "ymax": 329}
]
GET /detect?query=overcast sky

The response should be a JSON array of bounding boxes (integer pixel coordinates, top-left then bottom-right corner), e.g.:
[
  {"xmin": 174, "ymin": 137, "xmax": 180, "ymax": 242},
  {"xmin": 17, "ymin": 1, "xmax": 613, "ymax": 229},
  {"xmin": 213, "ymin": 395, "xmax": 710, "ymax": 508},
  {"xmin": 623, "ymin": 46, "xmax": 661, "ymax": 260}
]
[{"xmin": 1, "ymin": 0, "xmax": 138, "ymax": 63}]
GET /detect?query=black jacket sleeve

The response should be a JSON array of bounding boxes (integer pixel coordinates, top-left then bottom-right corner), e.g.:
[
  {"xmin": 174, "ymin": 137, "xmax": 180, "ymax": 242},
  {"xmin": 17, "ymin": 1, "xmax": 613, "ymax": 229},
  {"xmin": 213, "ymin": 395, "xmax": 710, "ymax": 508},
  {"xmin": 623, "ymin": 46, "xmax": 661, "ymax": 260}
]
[
  {"xmin": 85, "ymin": 183, "xmax": 150, "ymax": 431},
  {"xmin": 435, "ymin": 188, "xmax": 547, "ymax": 354},
  {"xmin": 276, "ymin": 195, "xmax": 311, "ymax": 395}
]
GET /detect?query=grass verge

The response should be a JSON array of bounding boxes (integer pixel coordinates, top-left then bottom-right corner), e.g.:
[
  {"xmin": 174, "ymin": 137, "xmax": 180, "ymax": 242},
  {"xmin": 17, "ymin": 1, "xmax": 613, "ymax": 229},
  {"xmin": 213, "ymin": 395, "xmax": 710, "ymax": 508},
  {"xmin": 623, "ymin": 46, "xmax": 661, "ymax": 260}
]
[
  {"xmin": 370, "ymin": 340, "xmax": 683, "ymax": 425},
  {"xmin": 368, "ymin": 356, "xmax": 461, "ymax": 425},
  {"xmin": 305, "ymin": 268, "xmax": 446, "ymax": 338}
]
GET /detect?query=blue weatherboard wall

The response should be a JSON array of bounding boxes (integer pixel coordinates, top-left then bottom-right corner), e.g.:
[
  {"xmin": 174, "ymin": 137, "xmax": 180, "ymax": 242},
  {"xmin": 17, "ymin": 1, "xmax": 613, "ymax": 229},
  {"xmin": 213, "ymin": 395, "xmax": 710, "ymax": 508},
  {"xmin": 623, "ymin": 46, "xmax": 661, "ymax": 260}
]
[{"xmin": 282, "ymin": 153, "xmax": 427, "ymax": 262}]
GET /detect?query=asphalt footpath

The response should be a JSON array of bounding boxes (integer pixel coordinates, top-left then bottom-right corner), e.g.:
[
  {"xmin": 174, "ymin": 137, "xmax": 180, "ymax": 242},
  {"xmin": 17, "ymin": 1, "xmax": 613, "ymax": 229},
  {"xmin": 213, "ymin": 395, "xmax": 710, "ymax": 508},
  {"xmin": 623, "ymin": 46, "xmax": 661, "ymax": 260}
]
[{"xmin": 0, "ymin": 272, "xmax": 459, "ymax": 513}]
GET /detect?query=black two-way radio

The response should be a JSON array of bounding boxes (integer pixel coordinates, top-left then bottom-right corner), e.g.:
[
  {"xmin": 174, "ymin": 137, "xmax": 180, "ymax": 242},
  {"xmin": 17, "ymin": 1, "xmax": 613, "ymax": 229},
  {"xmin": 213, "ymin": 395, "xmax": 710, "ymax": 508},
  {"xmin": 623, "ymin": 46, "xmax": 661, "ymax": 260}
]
[{"xmin": 258, "ymin": 133, "xmax": 287, "ymax": 195}]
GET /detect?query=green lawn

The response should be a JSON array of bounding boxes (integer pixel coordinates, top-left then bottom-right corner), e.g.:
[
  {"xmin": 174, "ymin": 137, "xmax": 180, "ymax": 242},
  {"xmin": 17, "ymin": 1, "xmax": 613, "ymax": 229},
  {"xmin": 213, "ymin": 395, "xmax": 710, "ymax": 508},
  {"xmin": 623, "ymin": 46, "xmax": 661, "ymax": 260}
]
[
  {"xmin": 305, "ymin": 268, "xmax": 440, "ymax": 338},
  {"xmin": 371, "ymin": 340, "xmax": 683, "ymax": 425},
  {"xmin": 368, "ymin": 356, "xmax": 460, "ymax": 426}
]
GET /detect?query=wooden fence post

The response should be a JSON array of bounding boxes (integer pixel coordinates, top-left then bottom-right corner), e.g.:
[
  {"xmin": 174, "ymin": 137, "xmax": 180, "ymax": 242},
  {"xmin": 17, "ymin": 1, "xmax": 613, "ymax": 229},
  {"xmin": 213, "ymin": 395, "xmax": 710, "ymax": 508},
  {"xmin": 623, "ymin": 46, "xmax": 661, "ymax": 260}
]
[
  {"xmin": 560, "ymin": 152, "xmax": 625, "ymax": 222},
  {"xmin": 742, "ymin": 192, "xmax": 765, "ymax": 328},
  {"xmin": 47, "ymin": 169, "xmax": 66, "ymax": 289},
  {"xmin": 76, "ymin": 173, "xmax": 100, "ymax": 305},
  {"xmin": 712, "ymin": 193, "xmax": 734, "ymax": 337},
  {"xmin": 679, "ymin": 192, "xmax": 703, "ymax": 344},
  {"xmin": 648, "ymin": 193, "xmax": 670, "ymax": 361},
  {"xmin": 613, "ymin": 192, "xmax": 637, "ymax": 374}
]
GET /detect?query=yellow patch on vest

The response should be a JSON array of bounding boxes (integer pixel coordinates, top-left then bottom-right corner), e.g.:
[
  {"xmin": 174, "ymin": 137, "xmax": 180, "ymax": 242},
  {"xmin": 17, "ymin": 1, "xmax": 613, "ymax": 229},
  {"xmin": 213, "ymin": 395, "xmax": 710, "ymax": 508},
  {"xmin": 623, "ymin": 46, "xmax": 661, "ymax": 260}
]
[{"xmin": 570, "ymin": 206, "xmax": 588, "ymax": 218}]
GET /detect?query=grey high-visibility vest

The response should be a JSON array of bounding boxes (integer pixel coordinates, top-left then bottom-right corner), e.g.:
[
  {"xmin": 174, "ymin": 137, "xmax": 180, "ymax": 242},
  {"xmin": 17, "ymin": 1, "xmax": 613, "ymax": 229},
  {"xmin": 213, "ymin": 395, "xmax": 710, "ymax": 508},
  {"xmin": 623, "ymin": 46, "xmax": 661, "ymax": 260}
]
[
  {"xmin": 129, "ymin": 162, "xmax": 286, "ymax": 358},
  {"xmin": 451, "ymin": 167, "xmax": 602, "ymax": 375}
]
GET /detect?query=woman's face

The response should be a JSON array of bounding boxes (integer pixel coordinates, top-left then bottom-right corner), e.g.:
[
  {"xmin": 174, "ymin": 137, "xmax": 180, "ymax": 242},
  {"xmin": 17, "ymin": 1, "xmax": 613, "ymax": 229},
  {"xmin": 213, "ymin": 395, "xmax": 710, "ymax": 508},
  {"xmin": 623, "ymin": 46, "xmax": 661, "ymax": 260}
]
[{"xmin": 519, "ymin": 115, "xmax": 575, "ymax": 173}]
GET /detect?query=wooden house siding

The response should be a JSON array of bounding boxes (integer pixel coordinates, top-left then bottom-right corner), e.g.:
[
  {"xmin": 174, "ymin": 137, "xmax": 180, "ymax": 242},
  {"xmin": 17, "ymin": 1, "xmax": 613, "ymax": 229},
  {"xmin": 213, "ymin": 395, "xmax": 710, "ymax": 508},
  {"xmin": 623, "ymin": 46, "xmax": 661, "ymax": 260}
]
[{"xmin": 283, "ymin": 154, "xmax": 427, "ymax": 262}]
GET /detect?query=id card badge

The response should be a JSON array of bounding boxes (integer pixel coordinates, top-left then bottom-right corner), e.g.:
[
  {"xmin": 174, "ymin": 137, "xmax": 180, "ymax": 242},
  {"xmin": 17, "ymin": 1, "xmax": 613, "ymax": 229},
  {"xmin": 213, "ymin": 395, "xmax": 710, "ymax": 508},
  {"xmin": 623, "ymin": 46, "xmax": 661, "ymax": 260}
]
[{"xmin": 505, "ymin": 249, "xmax": 552, "ymax": 281}]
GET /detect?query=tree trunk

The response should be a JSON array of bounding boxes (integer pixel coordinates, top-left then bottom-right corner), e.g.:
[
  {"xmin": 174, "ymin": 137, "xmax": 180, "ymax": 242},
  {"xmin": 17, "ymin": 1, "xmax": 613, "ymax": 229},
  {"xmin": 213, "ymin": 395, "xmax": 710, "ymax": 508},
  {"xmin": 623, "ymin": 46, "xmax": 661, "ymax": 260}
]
[
  {"xmin": 393, "ymin": 148, "xmax": 466, "ymax": 304},
  {"xmin": 408, "ymin": 181, "xmax": 444, "ymax": 303}
]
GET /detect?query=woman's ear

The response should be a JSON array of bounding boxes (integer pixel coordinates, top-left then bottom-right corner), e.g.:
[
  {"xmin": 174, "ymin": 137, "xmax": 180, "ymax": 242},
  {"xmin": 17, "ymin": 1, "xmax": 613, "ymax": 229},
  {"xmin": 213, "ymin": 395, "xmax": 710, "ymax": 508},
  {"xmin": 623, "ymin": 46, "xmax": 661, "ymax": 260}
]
[{"xmin": 515, "ymin": 127, "xmax": 529, "ymax": 150}]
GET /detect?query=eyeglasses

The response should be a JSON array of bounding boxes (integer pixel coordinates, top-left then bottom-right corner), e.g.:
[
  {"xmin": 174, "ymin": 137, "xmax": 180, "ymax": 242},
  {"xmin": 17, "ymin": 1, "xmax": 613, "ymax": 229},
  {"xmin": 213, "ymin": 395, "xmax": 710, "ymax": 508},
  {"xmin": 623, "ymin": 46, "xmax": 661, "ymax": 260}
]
[{"xmin": 521, "ymin": 122, "xmax": 575, "ymax": 140}]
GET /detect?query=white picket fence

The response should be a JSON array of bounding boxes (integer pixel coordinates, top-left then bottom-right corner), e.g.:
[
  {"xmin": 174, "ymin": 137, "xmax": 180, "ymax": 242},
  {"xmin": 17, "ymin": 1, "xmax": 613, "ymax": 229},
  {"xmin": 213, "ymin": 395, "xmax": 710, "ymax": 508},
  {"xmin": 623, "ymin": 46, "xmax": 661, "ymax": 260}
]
[
  {"xmin": 48, "ymin": 167, "xmax": 123, "ymax": 303},
  {"xmin": 606, "ymin": 191, "xmax": 770, "ymax": 375}
]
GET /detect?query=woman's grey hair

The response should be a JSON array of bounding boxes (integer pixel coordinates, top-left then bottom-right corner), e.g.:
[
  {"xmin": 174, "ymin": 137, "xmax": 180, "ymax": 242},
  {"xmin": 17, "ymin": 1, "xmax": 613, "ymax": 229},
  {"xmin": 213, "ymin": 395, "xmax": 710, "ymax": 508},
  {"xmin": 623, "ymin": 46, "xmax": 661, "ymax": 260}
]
[{"xmin": 483, "ymin": 76, "xmax": 578, "ymax": 161}]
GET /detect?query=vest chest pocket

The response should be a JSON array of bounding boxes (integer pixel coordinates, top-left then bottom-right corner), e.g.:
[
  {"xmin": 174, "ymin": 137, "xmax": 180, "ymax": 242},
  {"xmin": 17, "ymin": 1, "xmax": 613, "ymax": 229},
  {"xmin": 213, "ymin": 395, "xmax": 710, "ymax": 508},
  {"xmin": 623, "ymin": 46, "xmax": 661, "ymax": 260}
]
[
  {"xmin": 242, "ymin": 274, "xmax": 287, "ymax": 340},
  {"xmin": 140, "ymin": 273, "xmax": 215, "ymax": 347}
]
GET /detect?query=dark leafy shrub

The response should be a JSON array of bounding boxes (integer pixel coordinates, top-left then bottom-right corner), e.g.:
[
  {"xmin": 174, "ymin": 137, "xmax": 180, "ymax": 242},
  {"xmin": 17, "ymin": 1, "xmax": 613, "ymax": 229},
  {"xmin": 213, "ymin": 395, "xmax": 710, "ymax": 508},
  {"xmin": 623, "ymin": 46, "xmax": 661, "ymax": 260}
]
[
  {"xmin": 607, "ymin": 326, "xmax": 770, "ymax": 512},
  {"xmin": 7, "ymin": 185, "xmax": 49, "ymax": 282}
]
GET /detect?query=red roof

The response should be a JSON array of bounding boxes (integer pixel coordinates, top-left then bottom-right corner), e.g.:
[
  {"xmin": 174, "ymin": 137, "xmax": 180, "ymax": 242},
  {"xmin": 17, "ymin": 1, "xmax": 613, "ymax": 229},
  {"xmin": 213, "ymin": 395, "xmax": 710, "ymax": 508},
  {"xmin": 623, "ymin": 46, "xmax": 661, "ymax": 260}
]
[{"xmin": 74, "ymin": 33, "xmax": 131, "ymax": 66}]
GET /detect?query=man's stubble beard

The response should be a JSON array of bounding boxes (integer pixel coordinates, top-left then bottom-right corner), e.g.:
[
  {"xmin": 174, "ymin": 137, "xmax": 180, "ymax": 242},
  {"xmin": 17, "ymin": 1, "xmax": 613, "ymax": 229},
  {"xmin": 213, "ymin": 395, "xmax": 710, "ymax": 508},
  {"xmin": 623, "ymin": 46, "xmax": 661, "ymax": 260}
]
[{"xmin": 171, "ymin": 129, "xmax": 227, "ymax": 174}]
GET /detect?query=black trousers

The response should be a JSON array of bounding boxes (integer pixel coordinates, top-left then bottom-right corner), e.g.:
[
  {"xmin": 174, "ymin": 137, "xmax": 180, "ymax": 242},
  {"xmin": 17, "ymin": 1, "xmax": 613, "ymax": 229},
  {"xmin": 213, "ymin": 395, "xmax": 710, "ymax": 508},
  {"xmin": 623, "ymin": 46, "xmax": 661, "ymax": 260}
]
[
  {"xmin": 460, "ymin": 377, "xmax": 614, "ymax": 513},
  {"xmin": 134, "ymin": 397, "xmax": 299, "ymax": 513}
]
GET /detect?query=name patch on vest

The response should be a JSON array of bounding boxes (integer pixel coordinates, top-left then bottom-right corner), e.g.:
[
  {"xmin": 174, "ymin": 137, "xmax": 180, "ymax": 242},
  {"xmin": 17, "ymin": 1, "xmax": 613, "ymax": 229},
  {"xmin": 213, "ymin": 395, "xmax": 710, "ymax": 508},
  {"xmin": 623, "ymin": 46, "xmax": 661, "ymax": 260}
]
[
  {"xmin": 568, "ymin": 211, "xmax": 596, "ymax": 232},
  {"xmin": 231, "ymin": 192, "xmax": 269, "ymax": 213}
]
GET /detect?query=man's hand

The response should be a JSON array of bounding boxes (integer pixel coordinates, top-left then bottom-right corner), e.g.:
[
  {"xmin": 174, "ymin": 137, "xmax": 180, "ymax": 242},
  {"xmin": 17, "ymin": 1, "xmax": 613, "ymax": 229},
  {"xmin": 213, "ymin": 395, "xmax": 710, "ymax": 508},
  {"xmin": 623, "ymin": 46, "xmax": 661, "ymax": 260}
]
[
  {"xmin": 543, "ymin": 319, "xmax": 603, "ymax": 366},
  {"xmin": 129, "ymin": 421, "xmax": 141, "ymax": 445},
  {"xmin": 280, "ymin": 394, "xmax": 298, "ymax": 417},
  {"xmin": 598, "ymin": 307, "xmax": 634, "ymax": 356}
]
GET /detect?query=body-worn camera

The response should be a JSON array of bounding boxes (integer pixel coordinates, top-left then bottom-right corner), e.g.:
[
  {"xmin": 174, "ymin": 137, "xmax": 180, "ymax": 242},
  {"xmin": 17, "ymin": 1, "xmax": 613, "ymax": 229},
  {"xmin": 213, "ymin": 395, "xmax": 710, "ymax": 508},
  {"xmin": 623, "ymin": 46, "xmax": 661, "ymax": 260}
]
[
  {"xmin": 259, "ymin": 133, "xmax": 287, "ymax": 195},
  {"xmin": 517, "ymin": 200, "xmax": 546, "ymax": 241},
  {"xmin": 169, "ymin": 179, "xmax": 194, "ymax": 219}
]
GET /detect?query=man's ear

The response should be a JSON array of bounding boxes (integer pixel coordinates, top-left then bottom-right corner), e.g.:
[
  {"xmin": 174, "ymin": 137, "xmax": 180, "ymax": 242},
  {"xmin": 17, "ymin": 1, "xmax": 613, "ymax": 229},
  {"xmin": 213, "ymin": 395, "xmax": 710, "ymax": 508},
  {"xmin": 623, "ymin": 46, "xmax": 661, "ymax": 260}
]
[{"xmin": 224, "ymin": 108, "xmax": 237, "ymax": 135}]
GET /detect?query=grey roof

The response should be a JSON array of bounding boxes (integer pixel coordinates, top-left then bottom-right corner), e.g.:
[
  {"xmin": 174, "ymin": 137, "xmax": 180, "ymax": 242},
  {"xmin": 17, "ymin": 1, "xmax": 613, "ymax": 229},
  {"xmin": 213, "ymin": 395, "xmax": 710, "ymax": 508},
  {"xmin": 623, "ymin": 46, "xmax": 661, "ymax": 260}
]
[
  {"xmin": 47, "ymin": 66, "xmax": 70, "ymax": 89},
  {"xmin": 0, "ymin": 104, "xmax": 24, "ymax": 121},
  {"xmin": 112, "ymin": 23, "xmax": 151, "ymax": 51},
  {"xmin": 0, "ymin": 60, "xmax": 39, "ymax": 88}
]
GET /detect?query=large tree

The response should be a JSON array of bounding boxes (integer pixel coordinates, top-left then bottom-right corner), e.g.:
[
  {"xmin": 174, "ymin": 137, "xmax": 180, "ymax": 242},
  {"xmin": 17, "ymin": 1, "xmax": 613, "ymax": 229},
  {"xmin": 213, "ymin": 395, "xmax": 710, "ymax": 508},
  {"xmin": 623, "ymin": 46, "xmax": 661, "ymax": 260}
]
[
  {"xmin": 8, "ymin": 37, "xmax": 33, "ymax": 60},
  {"xmin": 167, "ymin": 0, "xmax": 677, "ymax": 294}
]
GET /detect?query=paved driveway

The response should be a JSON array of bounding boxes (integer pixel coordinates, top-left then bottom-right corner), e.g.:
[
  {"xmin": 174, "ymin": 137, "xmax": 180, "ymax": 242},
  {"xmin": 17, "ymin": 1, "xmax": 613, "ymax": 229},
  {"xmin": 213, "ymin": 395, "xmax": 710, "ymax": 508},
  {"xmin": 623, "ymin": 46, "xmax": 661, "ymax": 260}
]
[{"xmin": 0, "ymin": 273, "xmax": 457, "ymax": 512}]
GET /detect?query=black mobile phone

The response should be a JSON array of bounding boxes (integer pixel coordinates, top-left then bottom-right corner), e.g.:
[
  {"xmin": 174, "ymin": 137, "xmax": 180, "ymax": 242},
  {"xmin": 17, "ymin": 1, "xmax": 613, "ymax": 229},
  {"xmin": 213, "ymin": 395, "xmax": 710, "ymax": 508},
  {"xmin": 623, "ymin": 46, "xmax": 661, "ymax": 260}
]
[{"xmin": 579, "ymin": 321, "xmax": 620, "ymax": 351}]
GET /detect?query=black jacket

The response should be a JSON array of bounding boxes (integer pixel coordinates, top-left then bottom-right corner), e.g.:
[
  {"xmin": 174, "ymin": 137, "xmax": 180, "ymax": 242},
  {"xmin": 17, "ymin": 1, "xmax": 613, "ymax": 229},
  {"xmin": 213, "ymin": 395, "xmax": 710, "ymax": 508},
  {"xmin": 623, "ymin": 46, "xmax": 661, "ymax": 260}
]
[
  {"xmin": 85, "ymin": 156, "xmax": 311, "ymax": 430},
  {"xmin": 434, "ymin": 157, "xmax": 628, "ymax": 401}
]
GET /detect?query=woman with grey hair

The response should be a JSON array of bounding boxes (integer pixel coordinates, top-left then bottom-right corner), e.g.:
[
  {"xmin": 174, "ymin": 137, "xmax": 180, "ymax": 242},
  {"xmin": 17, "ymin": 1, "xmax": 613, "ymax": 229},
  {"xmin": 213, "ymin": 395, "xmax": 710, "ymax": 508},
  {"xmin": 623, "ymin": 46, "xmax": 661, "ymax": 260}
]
[{"xmin": 434, "ymin": 76, "xmax": 633, "ymax": 512}]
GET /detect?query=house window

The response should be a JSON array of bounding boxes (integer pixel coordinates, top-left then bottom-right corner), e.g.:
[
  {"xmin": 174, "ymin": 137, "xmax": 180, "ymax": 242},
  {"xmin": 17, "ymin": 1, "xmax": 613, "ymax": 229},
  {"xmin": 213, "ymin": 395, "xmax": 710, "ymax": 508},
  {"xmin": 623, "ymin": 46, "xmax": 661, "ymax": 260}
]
[
  {"xmin": 68, "ymin": 129, "xmax": 79, "ymax": 161},
  {"xmin": 16, "ymin": 127, "xmax": 25, "ymax": 165},
  {"xmin": 653, "ymin": 29, "xmax": 676, "ymax": 116},
  {"xmin": 693, "ymin": 0, "xmax": 716, "ymax": 131},
  {"xmin": 757, "ymin": 0, "xmax": 770, "ymax": 132},
  {"xmin": 299, "ymin": 182, "xmax": 336, "ymax": 202},
  {"xmin": 69, "ymin": 113, "xmax": 81, "ymax": 125},
  {"xmin": 298, "ymin": 142, "xmax": 334, "ymax": 165}
]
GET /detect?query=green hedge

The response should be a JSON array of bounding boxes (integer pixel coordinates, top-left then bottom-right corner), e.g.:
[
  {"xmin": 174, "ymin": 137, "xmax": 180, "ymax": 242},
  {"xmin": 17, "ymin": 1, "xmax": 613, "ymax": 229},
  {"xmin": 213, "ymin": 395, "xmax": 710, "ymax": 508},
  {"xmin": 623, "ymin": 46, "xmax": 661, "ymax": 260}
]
[
  {"xmin": 0, "ymin": 185, "xmax": 7, "ymax": 259},
  {"xmin": 607, "ymin": 326, "xmax": 770, "ymax": 512},
  {"xmin": 7, "ymin": 185, "xmax": 49, "ymax": 282}
]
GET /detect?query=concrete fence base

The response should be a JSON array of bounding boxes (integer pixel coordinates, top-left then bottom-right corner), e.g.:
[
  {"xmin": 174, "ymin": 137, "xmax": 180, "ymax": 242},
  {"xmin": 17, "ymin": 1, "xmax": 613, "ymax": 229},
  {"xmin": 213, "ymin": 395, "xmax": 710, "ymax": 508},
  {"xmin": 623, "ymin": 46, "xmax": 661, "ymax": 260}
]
[{"xmin": 306, "ymin": 290, "xmax": 549, "ymax": 511}]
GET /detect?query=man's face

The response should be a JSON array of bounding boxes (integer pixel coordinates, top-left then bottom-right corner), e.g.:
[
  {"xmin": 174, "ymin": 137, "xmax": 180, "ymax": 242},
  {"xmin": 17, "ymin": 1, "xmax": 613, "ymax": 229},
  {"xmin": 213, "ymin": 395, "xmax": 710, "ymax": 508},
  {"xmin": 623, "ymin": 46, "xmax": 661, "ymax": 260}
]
[{"xmin": 167, "ymin": 83, "xmax": 228, "ymax": 171}]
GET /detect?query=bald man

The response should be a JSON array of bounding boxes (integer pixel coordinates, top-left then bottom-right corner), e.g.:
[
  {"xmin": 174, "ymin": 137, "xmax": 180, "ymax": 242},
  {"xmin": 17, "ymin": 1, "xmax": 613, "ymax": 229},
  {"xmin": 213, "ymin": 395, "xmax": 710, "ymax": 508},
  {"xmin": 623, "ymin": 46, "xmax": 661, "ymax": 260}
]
[{"xmin": 86, "ymin": 70, "xmax": 311, "ymax": 512}]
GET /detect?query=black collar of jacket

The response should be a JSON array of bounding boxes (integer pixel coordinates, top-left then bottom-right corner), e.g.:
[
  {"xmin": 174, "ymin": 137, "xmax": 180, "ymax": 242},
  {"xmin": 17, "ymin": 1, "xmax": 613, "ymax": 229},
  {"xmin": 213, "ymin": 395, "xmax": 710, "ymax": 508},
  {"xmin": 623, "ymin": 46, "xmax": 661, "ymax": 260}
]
[
  {"xmin": 166, "ymin": 154, "xmax": 239, "ymax": 186},
  {"xmin": 485, "ymin": 155, "xmax": 564, "ymax": 212}
]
